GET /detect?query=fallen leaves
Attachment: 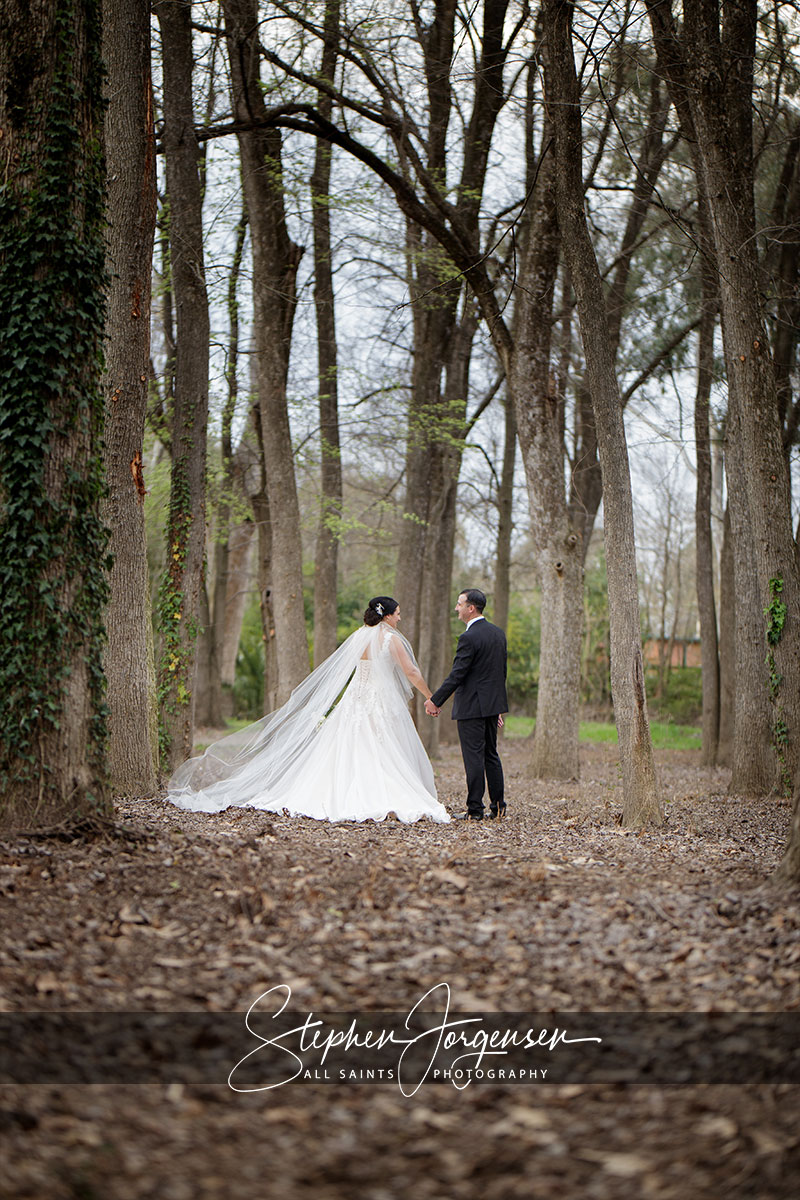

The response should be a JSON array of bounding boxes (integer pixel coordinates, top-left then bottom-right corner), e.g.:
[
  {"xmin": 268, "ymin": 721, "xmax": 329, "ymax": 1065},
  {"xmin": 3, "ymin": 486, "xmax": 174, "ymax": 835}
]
[
  {"xmin": 580, "ymin": 1148, "xmax": 653, "ymax": 1177},
  {"xmin": 428, "ymin": 867, "xmax": 468, "ymax": 890},
  {"xmin": 1, "ymin": 740, "xmax": 799, "ymax": 1198}
]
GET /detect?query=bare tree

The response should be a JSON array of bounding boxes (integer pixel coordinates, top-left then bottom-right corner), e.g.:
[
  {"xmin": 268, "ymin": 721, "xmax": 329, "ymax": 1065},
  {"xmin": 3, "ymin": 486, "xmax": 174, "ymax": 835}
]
[
  {"xmin": 250, "ymin": 408, "xmax": 279, "ymax": 714},
  {"xmin": 544, "ymin": 0, "xmax": 662, "ymax": 827},
  {"xmin": 154, "ymin": 0, "xmax": 210, "ymax": 770},
  {"xmin": 393, "ymin": 0, "xmax": 514, "ymax": 756},
  {"xmin": 567, "ymin": 68, "xmax": 680, "ymax": 564},
  {"xmin": 693, "ymin": 255, "xmax": 719, "ymax": 764},
  {"xmin": 493, "ymin": 391, "xmax": 517, "ymax": 634},
  {"xmin": 716, "ymin": 503, "xmax": 735, "ymax": 765},
  {"xmin": 195, "ymin": 206, "xmax": 248, "ymax": 728},
  {"xmin": 102, "ymin": 0, "xmax": 159, "ymax": 794},
  {"xmin": 222, "ymin": 0, "xmax": 309, "ymax": 702},
  {"xmin": 644, "ymin": 0, "xmax": 778, "ymax": 794},
  {"xmin": 510, "ymin": 72, "xmax": 583, "ymax": 780},
  {"xmin": 311, "ymin": 0, "xmax": 343, "ymax": 666},
  {"xmin": 647, "ymin": 2, "xmax": 800, "ymax": 838}
]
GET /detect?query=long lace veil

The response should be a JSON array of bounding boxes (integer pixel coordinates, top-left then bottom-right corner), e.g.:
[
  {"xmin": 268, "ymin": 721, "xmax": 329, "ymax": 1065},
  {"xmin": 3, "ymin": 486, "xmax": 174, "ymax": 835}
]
[{"xmin": 167, "ymin": 621, "xmax": 421, "ymax": 808}]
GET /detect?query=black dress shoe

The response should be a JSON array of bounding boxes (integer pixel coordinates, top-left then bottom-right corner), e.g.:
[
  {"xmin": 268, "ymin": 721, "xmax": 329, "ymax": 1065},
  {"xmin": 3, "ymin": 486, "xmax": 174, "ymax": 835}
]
[
  {"xmin": 453, "ymin": 811, "xmax": 483, "ymax": 821},
  {"xmin": 489, "ymin": 800, "xmax": 507, "ymax": 819}
]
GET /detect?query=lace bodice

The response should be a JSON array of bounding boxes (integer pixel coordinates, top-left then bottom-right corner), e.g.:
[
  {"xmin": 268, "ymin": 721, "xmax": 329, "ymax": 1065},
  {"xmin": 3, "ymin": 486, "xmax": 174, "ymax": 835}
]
[{"xmin": 338, "ymin": 633, "xmax": 406, "ymax": 733}]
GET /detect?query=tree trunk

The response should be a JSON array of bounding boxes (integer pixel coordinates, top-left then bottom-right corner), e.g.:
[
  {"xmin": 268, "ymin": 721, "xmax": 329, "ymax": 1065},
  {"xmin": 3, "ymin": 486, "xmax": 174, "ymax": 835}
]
[
  {"xmin": 251, "ymin": 406, "xmax": 278, "ymax": 714},
  {"xmin": 212, "ymin": 210, "xmax": 248, "ymax": 719},
  {"xmin": 394, "ymin": 219, "xmax": 461, "ymax": 652},
  {"xmin": 545, "ymin": 0, "xmax": 662, "ymax": 826},
  {"xmin": 152, "ymin": 203, "xmax": 174, "ymax": 446},
  {"xmin": 645, "ymin": 0, "xmax": 742, "ymax": 776},
  {"xmin": 509, "ymin": 107, "xmax": 582, "ymax": 780},
  {"xmin": 726, "ymin": 426, "xmax": 775, "ymax": 794},
  {"xmin": 154, "ymin": 0, "xmax": 210, "ymax": 770},
  {"xmin": 311, "ymin": 0, "xmax": 342, "ymax": 668},
  {"xmin": 646, "ymin": 0, "xmax": 800, "ymax": 872},
  {"xmin": 396, "ymin": 0, "xmax": 509, "ymax": 663},
  {"xmin": 194, "ymin": 583, "xmax": 220, "ymax": 729},
  {"xmin": 101, "ymin": 0, "xmax": 158, "ymax": 794},
  {"xmin": 655, "ymin": 505, "xmax": 672, "ymax": 701},
  {"xmin": 694, "ymin": 269, "xmax": 719, "ymax": 765},
  {"xmin": 0, "ymin": 0, "xmax": 111, "ymax": 825},
  {"xmin": 703, "ymin": 222, "xmax": 800, "ymax": 790},
  {"xmin": 567, "ymin": 72, "xmax": 673, "ymax": 564},
  {"xmin": 716, "ymin": 503, "xmax": 735, "ymax": 766},
  {"xmin": 779, "ymin": 785, "xmax": 800, "ymax": 880},
  {"xmin": 494, "ymin": 391, "xmax": 517, "ymax": 634},
  {"xmin": 415, "ymin": 311, "xmax": 475, "ymax": 756},
  {"xmin": 220, "ymin": 517, "xmax": 257, "ymax": 699},
  {"xmin": 689, "ymin": 1, "xmax": 800, "ymax": 804},
  {"xmin": 222, "ymin": 0, "xmax": 309, "ymax": 702},
  {"xmin": 194, "ymin": 207, "xmax": 248, "ymax": 728},
  {"xmin": 416, "ymin": 468, "xmax": 459, "ymax": 756},
  {"xmin": 568, "ymin": 379, "xmax": 604, "ymax": 567},
  {"xmin": 683, "ymin": 0, "xmax": 800, "ymax": 796},
  {"xmin": 253, "ymin": 488, "xmax": 278, "ymax": 716},
  {"xmin": 765, "ymin": 119, "xmax": 800, "ymax": 440},
  {"xmin": 394, "ymin": 0, "xmax": 459, "ymax": 652}
]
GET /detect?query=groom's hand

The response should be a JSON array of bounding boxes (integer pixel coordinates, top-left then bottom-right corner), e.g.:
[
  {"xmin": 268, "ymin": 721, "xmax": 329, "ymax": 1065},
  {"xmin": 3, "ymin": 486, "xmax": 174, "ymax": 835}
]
[{"xmin": 425, "ymin": 699, "xmax": 440, "ymax": 716}]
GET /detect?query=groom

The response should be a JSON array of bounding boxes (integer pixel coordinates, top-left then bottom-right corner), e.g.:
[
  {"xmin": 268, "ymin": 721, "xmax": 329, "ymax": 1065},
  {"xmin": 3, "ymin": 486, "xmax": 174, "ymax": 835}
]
[{"xmin": 425, "ymin": 589, "xmax": 508, "ymax": 821}]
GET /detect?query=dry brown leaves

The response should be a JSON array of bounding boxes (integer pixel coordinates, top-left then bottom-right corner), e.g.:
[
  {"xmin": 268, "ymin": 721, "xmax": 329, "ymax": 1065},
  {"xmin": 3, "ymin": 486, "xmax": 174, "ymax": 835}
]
[{"xmin": 1, "ymin": 739, "xmax": 799, "ymax": 1198}]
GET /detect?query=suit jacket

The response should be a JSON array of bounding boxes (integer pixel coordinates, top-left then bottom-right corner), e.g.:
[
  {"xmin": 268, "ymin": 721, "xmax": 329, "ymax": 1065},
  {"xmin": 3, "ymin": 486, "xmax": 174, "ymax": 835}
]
[{"xmin": 431, "ymin": 618, "xmax": 508, "ymax": 719}]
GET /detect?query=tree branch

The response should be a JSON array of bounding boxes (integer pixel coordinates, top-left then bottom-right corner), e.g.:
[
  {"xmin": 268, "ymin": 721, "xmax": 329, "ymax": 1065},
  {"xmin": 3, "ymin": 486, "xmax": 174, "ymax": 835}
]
[{"xmin": 621, "ymin": 317, "xmax": 702, "ymax": 407}]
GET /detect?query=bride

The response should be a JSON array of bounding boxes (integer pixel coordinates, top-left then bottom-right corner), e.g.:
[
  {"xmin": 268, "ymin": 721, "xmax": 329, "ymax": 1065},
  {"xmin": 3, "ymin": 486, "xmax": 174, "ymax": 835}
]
[{"xmin": 166, "ymin": 596, "xmax": 450, "ymax": 824}]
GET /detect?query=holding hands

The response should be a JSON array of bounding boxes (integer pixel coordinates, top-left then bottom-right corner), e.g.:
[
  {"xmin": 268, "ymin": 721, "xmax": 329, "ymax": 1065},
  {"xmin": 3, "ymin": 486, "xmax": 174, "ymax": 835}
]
[{"xmin": 424, "ymin": 701, "xmax": 502, "ymax": 723}]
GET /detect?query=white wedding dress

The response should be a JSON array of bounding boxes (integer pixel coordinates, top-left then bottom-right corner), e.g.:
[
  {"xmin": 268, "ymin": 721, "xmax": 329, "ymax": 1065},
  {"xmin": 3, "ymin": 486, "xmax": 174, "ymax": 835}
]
[{"xmin": 166, "ymin": 623, "xmax": 450, "ymax": 824}]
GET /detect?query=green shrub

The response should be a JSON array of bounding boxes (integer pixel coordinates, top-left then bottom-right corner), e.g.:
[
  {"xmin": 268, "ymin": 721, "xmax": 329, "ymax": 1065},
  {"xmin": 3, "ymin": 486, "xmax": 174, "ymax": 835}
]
[
  {"xmin": 645, "ymin": 666, "xmax": 702, "ymax": 724},
  {"xmin": 505, "ymin": 603, "xmax": 541, "ymax": 714}
]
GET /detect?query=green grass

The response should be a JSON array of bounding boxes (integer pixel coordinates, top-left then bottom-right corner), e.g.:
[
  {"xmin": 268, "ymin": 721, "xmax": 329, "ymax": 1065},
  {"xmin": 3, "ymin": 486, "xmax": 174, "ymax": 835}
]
[
  {"xmin": 197, "ymin": 716, "xmax": 701, "ymax": 756},
  {"xmin": 504, "ymin": 714, "xmax": 701, "ymax": 751}
]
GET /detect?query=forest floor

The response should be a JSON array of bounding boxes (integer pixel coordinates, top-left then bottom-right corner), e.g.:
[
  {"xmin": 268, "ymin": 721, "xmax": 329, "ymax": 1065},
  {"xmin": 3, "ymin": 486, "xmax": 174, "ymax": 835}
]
[{"xmin": 2, "ymin": 737, "xmax": 800, "ymax": 1199}]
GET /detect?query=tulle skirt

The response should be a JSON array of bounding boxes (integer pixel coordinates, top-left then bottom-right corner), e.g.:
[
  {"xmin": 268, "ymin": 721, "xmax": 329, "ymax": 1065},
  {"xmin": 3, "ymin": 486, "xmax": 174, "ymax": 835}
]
[{"xmin": 168, "ymin": 660, "xmax": 450, "ymax": 824}]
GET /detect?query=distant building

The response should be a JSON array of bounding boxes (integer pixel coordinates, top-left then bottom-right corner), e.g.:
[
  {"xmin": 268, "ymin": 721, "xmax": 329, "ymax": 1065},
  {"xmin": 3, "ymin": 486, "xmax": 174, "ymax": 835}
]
[{"xmin": 642, "ymin": 635, "xmax": 702, "ymax": 668}]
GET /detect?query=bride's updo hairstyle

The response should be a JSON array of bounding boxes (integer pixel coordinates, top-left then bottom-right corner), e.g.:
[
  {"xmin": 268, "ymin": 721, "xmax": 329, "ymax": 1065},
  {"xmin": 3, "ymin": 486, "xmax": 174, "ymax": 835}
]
[{"xmin": 364, "ymin": 596, "xmax": 398, "ymax": 626}]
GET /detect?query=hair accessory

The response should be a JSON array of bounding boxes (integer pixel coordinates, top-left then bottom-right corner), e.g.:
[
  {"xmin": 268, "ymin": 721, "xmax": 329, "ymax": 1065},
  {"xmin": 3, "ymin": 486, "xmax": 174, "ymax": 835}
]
[{"xmin": 375, "ymin": 603, "xmax": 384, "ymax": 615}]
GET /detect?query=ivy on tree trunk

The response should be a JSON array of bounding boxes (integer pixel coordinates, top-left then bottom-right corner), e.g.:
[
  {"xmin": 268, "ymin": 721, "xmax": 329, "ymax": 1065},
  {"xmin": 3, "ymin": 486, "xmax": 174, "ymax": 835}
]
[{"xmin": 0, "ymin": 0, "xmax": 111, "ymax": 826}]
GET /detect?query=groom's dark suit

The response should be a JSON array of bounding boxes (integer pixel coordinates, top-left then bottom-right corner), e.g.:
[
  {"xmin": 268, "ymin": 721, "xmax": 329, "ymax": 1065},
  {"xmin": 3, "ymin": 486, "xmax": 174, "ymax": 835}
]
[{"xmin": 430, "ymin": 617, "xmax": 508, "ymax": 817}]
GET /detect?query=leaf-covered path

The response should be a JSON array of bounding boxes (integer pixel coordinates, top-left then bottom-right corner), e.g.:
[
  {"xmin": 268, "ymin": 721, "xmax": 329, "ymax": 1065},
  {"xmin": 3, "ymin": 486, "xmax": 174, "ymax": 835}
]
[{"xmin": 2, "ymin": 739, "xmax": 799, "ymax": 1197}]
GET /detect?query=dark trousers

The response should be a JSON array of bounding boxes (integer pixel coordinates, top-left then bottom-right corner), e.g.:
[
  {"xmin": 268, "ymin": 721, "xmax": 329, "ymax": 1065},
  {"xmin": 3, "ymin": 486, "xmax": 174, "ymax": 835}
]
[{"xmin": 457, "ymin": 716, "xmax": 504, "ymax": 815}]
